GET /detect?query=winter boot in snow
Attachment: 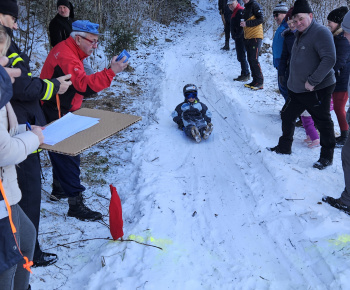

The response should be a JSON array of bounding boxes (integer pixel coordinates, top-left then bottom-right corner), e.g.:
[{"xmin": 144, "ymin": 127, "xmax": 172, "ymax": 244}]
[
  {"xmin": 267, "ymin": 145, "xmax": 291, "ymax": 155},
  {"xmin": 191, "ymin": 126, "xmax": 201, "ymax": 143},
  {"xmin": 313, "ymin": 157, "xmax": 333, "ymax": 170},
  {"xmin": 322, "ymin": 196, "xmax": 350, "ymax": 215},
  {"xmin": 68, "ymin": 193, "xmax": 102, "ymax": 221},
  {"xmin": 221, "ymin": 41, "xmax": 229, "ymax": 51},
  {"xmin": 244, "ymin": 81, "xmax": 255, "ymax": 88},
  {"xmin": 234, "ymin": 74, "xmax": 250, "ymax": 82},
  {"xmin": 50, "ymin": 177, "xmax": 69, "ymax": 201},
  {"xmin": 33, "ymin": 252, "xmax": 58, "ymax": 267},
  {"xmin": 250, "ymin": 82, "xmax": 264, "ymax": 90},
  {"xmin": 313, "ymin": 147, "xmax": 334, "ymax": 169},
  {"xmin": 202, "ymin": 123, "xmax": 214, "ymax": 140},
  {"xmin": 335, "ymin": 130, "xmax": 349, "ymax": 148}
]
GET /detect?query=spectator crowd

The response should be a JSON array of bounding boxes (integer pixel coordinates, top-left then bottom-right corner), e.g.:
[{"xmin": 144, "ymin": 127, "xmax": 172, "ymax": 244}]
[{"xmin": 218, "ymin": 0, "xmax": 350, "ymax": 237}]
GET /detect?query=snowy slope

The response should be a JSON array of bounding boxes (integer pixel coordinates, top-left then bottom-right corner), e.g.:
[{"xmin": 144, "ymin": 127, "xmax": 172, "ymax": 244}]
[{"xmin": 31, "ymin": 0, "xmax": 350, "ymax": 289}]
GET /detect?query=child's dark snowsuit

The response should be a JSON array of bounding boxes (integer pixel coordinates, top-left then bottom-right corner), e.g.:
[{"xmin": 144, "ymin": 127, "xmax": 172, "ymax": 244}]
[{"xmin": 172, "ymin": 99, "xmax": 212, "ymax": 138}]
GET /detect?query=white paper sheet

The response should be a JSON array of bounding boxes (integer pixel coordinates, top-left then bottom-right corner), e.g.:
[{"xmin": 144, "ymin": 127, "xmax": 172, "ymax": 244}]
[{"xmin": 43, "ymin": 113, "xmax": 100, "ymax": 145}]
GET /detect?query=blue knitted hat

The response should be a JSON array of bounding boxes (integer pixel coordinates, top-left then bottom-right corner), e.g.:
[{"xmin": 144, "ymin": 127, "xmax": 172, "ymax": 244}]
[{"xmin": 72, "ymin": 20, "xmax": 100, "ymax": 35}]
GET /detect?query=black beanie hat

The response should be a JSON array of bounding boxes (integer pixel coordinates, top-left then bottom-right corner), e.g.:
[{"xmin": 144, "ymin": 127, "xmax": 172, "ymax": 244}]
[
  {"xmin": 327, "ymin": 6, "xmax": 349, "ymax": 24},
  {"xmin": 57, "ymin": 0, "xmax": 74, "ymax": 18},
  {"xmin": 57, "ymin": 0, "xmax": 70, "ymax": 9},
  {"xmin": 292, "ymin": 0, "xmax": 312, "ymax": 16},
  {"xmin": 0, "ymin": 0, "xmax": 18, "ymax": 19}
]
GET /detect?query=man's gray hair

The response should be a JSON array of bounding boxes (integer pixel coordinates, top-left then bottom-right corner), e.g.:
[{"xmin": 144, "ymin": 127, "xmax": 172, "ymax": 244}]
[{"xmin": 70, "ymin": 31, "xmax": 87, "ymax": 38}]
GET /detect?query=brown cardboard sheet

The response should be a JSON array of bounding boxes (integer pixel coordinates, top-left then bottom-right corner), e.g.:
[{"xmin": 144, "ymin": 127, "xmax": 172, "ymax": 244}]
[{"xmin": 40, "ymin": 108, "xmax": 141, "ymax": 156}]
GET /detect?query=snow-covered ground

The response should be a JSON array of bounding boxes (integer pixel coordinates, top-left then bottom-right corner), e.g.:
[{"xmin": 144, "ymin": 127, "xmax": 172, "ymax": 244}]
[{"xmin": 30, "ymin": 0, "xmax": 350, "ymax": 289}]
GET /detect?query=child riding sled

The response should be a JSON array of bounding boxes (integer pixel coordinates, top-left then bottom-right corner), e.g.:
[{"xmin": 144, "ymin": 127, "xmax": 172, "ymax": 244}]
[{"xmin": 172, "ymin": 84, "xmax": 213, "ymax": 143}]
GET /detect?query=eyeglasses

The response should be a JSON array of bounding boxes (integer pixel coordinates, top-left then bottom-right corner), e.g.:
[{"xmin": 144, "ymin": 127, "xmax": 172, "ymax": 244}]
[
  {"xmin": 78, "ymin": 35, "xmax": 99, "ymax": 46},
  {"xmin": 273, "ymin": 13, "xmax": 280, "ymax": 18},
  {"xmin": 11, "ymin": 16, "xmax": 17, "ymax": 23},
  {"xmin": 185, "ymin": 92, "xmax": 197, "ymax": 99}
]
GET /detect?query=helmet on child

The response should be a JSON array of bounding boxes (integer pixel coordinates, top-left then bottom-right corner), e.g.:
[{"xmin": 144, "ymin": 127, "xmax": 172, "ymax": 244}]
[{"xmin": 183, "ymin": 84, "xmax": 198, "ymax": 96}]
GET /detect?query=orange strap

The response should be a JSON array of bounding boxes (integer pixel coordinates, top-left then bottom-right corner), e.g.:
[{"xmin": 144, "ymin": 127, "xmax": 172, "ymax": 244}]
[
  {"xmin": 0, "ymin": 179, "xmax": 33, "ymax": 273},
  {"xmin": 56, "ymin": 94, "xmax": 61, "ymax": 119}
]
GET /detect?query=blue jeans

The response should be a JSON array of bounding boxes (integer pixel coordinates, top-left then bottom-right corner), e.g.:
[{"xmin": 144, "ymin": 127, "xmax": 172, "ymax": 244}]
[
  {"xmin": 235, "ymin": 37, "xmax": 249, "ymax": 76},
  {"xmin": 49, "ymin": 152, "xmax": 85, "ymax": 197}
]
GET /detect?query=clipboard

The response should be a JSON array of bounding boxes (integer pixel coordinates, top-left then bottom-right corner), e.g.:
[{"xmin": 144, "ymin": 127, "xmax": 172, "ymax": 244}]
[{"xmin": 39, "ymin": 108, "xmax": 141, "ymax": 156}]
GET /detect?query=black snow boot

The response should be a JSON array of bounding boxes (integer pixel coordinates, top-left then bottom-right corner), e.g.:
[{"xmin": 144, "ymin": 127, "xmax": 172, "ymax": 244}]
[
  {"xmin": 221, "ymin": 41, "xmax": 229, "ymax": 51},
  {"xmin": 68, "ymin": 193, "xmax": 103, "ymax": 221},
  {"xmin": 267, "ymin": 145, "xmax": 291, "ymax": 155},
  {"xmin": 313, "ymin": 147, "xmax": 334, "ymax": 170},
  {"xmin": 234, "ymin": 74, "xmax": 250, "ymax": 82},
  {"xmin": 322, "ymin": 196, "xmax": 350, "ymax": 215},
  {"xmin": 335, "ymin": 130, "xmax": 349, "ymax": 148},
  {"xmin": 33, "ymin": 252, "xmax": 58, "ymax": 267},
  {"xmin": 313, "ymin": 158, "xmax": 333, "ymax": 170},
  {"xmin": 50, "ymin": 177, "xmax": 70, "ymax": 201}
]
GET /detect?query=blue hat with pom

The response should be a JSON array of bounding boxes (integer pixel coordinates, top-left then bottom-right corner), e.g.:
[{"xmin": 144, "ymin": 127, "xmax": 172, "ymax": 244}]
[{"xmin": 72, "ymin": 20, "xmax": 100, "ymax": 35}]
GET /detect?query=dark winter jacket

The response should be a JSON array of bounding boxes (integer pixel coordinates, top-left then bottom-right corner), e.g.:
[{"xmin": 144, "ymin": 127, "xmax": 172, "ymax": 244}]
[
  {"xmin": 218, "ymin": 0, "xmax": 226, "ymax": 14},
  {"xmin": 40, "ymin": 36, "xmax": 116, "ymax": 123},
  {"xmin": 224, "ymin": 5, "xmax": 233, "ymax": 23},
  {"xmin": 278, "ymin": 28, "xmax": 296, "ymax": 80},
  {"xmin": 242, "ymin": 0, "xmax": 264, "ymax": 39},
  {"xmin": 172, "ymin": 99, "xmax": 211, "ymax": 129},
  {"xmin": 332, "ymin": 29, "xmax": 350, "ymax": 92},
  {"xmin": 230, "ymin": 3, "xmax": 244, "ymax": 39},
  {"xmin": 49, "ymin": 13, "xmax": 73, "ymax": 48},
  {"xmin": 272, "ymin": 20, "xmax": 288, "ymax": 69},
  {"xmin": 5, "ymin": 27, "xmax": 60, "ymax": 127},
  {"xmin": 287, "ymin": 19, "xmax": 336, "ymax": 93}
]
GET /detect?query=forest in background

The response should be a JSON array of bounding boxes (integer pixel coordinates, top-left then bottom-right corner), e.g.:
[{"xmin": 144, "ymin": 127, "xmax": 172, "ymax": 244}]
[{"xmin": 14, "ymin": 0, "xmax": 350, "ymax": 61}]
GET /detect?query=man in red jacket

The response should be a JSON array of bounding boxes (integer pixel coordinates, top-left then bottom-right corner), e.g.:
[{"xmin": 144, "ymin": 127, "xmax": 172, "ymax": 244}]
[{"xmin": 40, "ymin": 20, "xmax": 128, "ymax": 221}]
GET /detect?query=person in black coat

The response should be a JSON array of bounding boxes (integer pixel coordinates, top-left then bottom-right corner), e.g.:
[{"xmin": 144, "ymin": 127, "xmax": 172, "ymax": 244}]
[
  {"xmin": 219, "ymin": 0, "xmax": 233, "ymax": 50},
  {"xmin": 229, "ymin": 0, "xmax": 250, "ymax": 81},
  {"xmin": 49, "ymin": 0, "xmax": 74, "ymax": 48},
  {"xmin": 327, "ymin": 6, "xmax": 350, "ymax": 146},
  {"xmin": 172, "ymin": 84, "xmax": 213, "ymax": 143}
]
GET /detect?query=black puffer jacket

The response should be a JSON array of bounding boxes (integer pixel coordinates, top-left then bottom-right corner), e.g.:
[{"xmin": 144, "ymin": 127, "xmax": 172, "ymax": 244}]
[
  {"xmin": 5, "ymin": 27, "xmax": 60, "ymax": 126},
  {"xmin": 333, "ymin": 30, "xmax": 350, "ymax": 92}
]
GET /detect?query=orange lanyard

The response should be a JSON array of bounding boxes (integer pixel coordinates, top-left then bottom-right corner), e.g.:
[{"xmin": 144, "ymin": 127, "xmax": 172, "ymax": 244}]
[{"xmin": 0, "ymin": 179, "xmax": 33, "ymax": 273}]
